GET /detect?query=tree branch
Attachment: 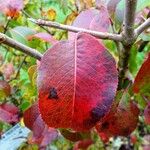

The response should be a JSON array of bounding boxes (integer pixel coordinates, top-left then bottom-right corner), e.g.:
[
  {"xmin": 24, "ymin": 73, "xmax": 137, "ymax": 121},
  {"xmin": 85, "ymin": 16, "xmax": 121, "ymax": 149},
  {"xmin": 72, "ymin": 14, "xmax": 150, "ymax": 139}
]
[
  {"xmin": 0, "ymin": 33, "xmax": 43, "ymax": 60},
  {"xmin": 28, "ymin": 18, "xmax": 123, "ymax": 42},
  {"xmin": 135, "ymin": 18, "xmax": 150, "ymax": 36},
  {"xmin": 122, "ymin": 0, "xmax": 137, "ymax": 45},
  {"xmin": 118, "ymin": 0, "xmax": 137, "ymax": 89},
  {"xmin": 22, "ymin": 10, "xmax": 52, "ymax": 35}
]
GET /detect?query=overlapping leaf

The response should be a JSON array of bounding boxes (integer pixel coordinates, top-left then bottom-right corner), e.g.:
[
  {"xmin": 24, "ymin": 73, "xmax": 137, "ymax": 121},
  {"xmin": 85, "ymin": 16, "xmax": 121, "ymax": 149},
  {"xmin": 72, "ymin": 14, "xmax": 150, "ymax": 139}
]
[
  {"xmin": 69, "ymin": 8, "xmax": 110, "ymax": 39},
  {"xmin": 96, "ymin": 91, "xmax": 140, "ymax": 142},
  {"xmin": 1, "ymin": 63, "xmax": 15, "ymax": 80},
  {"xmin": 95, "ymin": 0, "xmax": 121, "ymax": 16},
  {"xmin": 0, "ymin": 103, "xmax": 19, "ymax": 124},
  {"xmin": 38, "ymin": 32, "xmax": 118, "ymax": 131},
  {"xmin": 23, "ymin": 103, "xmax": 58, "ymax": 149},
  {"xmin": 144, "ymin": 102, "xmax": 150, "ymax": 125},
  {"xmin": 28, "ymin": 32, "xmax": 58, "ymax": 45}
]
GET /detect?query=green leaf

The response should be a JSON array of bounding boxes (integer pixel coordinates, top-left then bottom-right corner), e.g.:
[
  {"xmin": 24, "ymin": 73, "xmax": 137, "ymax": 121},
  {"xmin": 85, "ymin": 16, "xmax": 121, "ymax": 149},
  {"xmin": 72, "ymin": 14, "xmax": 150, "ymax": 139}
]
[{"xmin": 8, "ymin": 26, "xmax": 35, "ymax": 45}]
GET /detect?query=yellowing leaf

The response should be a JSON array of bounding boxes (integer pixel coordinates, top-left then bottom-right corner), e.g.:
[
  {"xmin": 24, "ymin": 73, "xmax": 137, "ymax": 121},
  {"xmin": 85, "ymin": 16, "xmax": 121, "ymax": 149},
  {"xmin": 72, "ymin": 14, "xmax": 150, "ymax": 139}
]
[
  {"xmin": 83, "ymin": 0, "xmax": 93, "ymax": 8},
  {"xmin": 20, "ymin": 118, "xmax": 25, "ymax": 126},
  {"xmin": 0, "ymin": 80, "xmax": 11, "ymax": 98},
  {"xmin": 28, "ymin": 65, "xmax": 37, "ymax": 86},
  {"xmin": 65, "ymin": 12, "xmax": 78, "ymax": 25},
  {"xmin": 75, "ymin": 0, "xmax": 93, "ymax": 11},
  {"xmin": 47, "ymin": 9, "xmax": 56, "ymax": 21}
]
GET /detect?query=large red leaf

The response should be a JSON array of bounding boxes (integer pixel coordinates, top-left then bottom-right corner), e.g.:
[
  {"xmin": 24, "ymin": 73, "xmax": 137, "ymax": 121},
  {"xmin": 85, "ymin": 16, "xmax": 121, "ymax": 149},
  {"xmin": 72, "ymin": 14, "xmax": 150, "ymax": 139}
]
[
  {"xmin": 0, "ymin": 0, "xmax": 23, "ymax": 18},
  {"xmin": 96, "ymin": 91, "xmax": 140, "ymax": 141},
  {"xmin": 24, "ymin": 103, "xmax": 58, "ymax": 149},
  {"xmin": 133, "ymin": 54, "xmax": 150, "ymax": 95},
  {"xmin": 0, "ymin": 103, "xmax": 19, "ymax": 124},
  {"xmin": 38, "ymin": 32, "xmax": 118, "ymax": 131}
]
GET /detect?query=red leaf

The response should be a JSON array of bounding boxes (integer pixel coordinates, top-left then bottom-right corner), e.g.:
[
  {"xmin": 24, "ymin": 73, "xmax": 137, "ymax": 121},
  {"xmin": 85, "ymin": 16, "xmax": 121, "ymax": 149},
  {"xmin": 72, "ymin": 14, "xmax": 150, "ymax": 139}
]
[
  {"xmin": 73, "ymin": 139, "xmax": 93, "ymax": 150},
  {"xmin": 71, "ymin": 9, "xmax": 99, "ymax": 29},
  {"xmin": 130, "ymin": 134, "xmax": 137, "ymax": 144},
  {"xmin": 133, "ymin": 54, "xmax": 150, "ymax": 94},
  {"xmin": 1, "ymin": 63, "xmax": 15, "ymax": 80},
  {"xmin": 23, "ymin": 103, "xmax": 40, "ymax": 131},
  {"xmin": 144, "ymin": 102, "xmax": 150, "ymax": 125},
  {"xmin": 95, "ymin": 0, "xmax": 121, "ymax": 20},
  {"xmin": 107, "ymin": 0, "xmax": 121, "ymax": 15},
  {"xmin": 90, "ymin": 6, "xmax": 110, "ymax": 32},
  {"xmin": 0, "ymin": 103, "xmax": 19, "ymax": 124},
  {"xmin": 27, "ymin": 32, "xmax": 58, "ymax": 45},
  {"xmin": 0, "ymin": 0, "xmax": 23, "ymax": 18},
  {"xmin": 38, "ymin": 32, "xmax": 118, "ymax": 131},
  {"xmin": 96, "ymin": 92, "xmax": 140, "ymax": 141},
  {"xmin": 24, "ymin": 103, "xmax": 58, "ymax": 148},
  {"xmin": 69, "ymin": 8, "xmax": 110, "ymax": 39}
]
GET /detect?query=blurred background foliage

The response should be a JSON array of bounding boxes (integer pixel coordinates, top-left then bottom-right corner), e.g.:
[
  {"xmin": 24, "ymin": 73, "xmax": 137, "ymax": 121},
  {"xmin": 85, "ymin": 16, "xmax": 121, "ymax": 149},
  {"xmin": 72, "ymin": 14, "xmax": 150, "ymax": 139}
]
[{"xmin": 0, "ymin": 0, "xmax": 149, "ymax": 150}]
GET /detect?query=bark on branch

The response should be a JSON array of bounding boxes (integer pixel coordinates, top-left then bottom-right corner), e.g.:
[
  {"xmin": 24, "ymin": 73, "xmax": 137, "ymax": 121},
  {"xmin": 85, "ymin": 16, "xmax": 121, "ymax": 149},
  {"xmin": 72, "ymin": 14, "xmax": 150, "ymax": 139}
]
[
  {"xmin": 28, "ymin": 18, "xmax": 123, "ymax": 42},
  {"xmin": 122, "ymin": 0, "xmax": 137, "ymax": 45},
  {"xmin": 118, "ymin": 0, "xmax": 137, "ymax": 89},
  {"xmin": 0, "ymin": 33, "xmax": 43, "ymax": 60},
  {"xmin": 135, "ymin": 18, "xmax": 150, "ymax": 36}
]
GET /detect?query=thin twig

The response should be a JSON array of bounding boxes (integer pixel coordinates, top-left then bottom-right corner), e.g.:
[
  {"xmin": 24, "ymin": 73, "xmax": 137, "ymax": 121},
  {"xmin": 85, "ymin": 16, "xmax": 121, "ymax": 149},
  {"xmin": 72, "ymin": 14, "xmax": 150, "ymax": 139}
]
[
  {"xmin": 110, "ymin": 18, "xmax": 122, "ymax": 52},
  {"xmin": 137, "ymin": 11, "xmax": 150, "ymax": 52},
  {"xmin": 4, "ymin": 18, "xmax": 11, "ymax": 34},
  {"xmin": 28, "ymin": 18, "xmax": 123, "ymax": 42},
  {"xmin": 9, "ymin": 55, "xmax": 27, "ymax": 82},
  {"xmin": 0, "ymin": 33, "xmax": 43, "ymax": 60},
  {"xmin": 135, "ymin": 18, "xmax": 150, "ymax": 36},
  {"xmin": 1, "ymin": 18, "xmax": 12, "ymax": 66},
  {"xmin": 22, "ymin": 10, "xmax": 52, "ymax": 34}
]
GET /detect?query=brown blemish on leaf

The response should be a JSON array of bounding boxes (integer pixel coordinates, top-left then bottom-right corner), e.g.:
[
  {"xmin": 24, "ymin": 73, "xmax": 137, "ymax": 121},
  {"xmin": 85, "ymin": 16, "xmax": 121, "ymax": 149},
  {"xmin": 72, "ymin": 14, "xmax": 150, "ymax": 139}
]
[{"xmin": 48, "ymin": 87, "xmax": 59, "ymax": 100}]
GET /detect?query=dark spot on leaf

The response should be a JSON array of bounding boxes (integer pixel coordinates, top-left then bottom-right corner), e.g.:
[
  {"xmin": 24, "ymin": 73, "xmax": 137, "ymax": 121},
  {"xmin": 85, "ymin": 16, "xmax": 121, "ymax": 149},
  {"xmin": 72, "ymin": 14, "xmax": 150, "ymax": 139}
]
[
  {"xmin": 84, "ymin": 105, "xmax": 106, "ymax": 128},
  {"xmin": 48, "ymin": 87, "xmax": 59, "ymax": 100},
  {"xmin": 101, "ymin": 121, "xmax": 109, "ymax": 130},
  {"xmin": 119, "ymin": 107, "xmax": 126, "ymax": 113},
  {"xmin": 91, "ymin": 106, "xmax": 105, "ymax": 122}
]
